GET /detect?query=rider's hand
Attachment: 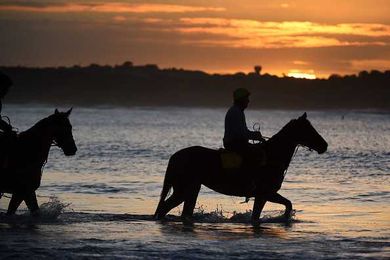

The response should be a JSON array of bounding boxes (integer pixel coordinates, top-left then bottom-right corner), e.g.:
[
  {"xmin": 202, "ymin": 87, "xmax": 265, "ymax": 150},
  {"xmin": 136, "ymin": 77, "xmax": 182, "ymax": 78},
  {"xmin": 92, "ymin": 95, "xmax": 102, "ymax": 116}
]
[{"xmin": 255, "ymin": 131, "xmax": 265, "ymax": 142}]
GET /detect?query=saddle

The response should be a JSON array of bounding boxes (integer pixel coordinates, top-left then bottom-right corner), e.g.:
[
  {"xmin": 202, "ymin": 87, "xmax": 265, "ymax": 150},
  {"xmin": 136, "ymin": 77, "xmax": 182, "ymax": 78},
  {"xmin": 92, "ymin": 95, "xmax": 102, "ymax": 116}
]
[
  {"xmin": 219, "ymin": 146, "xmax": 267, "ymax": 170},
  {"xmin": 219, "ymin": 149, "xmax": 243, "ymax": 169}
]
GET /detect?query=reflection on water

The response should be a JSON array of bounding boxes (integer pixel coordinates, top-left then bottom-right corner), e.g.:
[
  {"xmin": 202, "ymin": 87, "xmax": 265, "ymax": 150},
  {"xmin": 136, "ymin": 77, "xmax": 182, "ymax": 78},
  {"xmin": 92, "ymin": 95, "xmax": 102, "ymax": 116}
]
[
  {"xmin": 0, "ymin": 105, "xmax": 389, "ymax": 258},
  {"xmin": 158, "ymin": 221, "xmax": 291, "ymax": 241}
]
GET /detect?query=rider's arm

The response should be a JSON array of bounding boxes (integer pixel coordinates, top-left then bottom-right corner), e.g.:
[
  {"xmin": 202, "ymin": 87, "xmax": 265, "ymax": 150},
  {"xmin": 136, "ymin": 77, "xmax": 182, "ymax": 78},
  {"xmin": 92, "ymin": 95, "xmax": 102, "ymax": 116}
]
[
  {"xmin": 225, "ymin": 106, "xmax": 264, "ymax": 143},
  {"xmin": 247, "ymin": 129, "xmax": 263, "ymax": 141}
]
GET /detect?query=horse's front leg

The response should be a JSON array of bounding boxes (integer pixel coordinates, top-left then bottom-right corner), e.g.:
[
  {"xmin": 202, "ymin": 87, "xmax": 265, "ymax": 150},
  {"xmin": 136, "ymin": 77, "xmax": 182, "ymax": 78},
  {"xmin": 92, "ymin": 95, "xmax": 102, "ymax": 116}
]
[
  {"xmin": 7, "ymin": 193, "xmax": 24, "ymax": 215},
  {"xmin": 266, "ymin": 192, "xmax": 292, "ymax": 219},
  {"xmin": 7, "ymin": 191, "xmax": 40, "ymax": 216},
  {"xmin": 24, "ymin": 191, "xmax": 40, "ymax": 216},
  {"xmin": 251, "ymin": 196, "xmax": 266, "ymax": 226}
]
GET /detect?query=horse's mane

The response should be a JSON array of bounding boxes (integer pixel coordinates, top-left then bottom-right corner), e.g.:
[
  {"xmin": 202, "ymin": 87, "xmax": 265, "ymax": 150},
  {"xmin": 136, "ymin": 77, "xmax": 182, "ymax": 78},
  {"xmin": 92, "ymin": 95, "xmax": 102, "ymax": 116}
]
[
  {"xmin": 19, "ymin": 113, "xmax": 61, "ymax": 137},
  {"xmin": 269, "ymin": 119, "xmax": 297, "ymax": 142}
]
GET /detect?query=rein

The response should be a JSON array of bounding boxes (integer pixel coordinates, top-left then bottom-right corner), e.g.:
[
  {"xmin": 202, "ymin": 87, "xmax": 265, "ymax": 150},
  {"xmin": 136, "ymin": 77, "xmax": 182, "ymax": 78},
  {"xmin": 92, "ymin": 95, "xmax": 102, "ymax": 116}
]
[
  {"xmin": 282, "ymin": 143, "xmax": 314, "ymax": 177},
  {"xmin": 1, "ymin": 115, "xmax": 18, "ymax": 132},
  {"xmin": 2, "ymin": 115, "xmax": 11, "ymax": 125},
  {"xmin": 283, "ymin": 145, "xmax": 300, "ymax": 177}
]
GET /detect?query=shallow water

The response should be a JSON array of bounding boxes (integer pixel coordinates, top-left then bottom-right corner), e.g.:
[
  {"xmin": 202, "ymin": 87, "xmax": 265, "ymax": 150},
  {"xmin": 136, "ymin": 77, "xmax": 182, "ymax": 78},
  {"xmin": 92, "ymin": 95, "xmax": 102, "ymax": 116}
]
[{"xmin": 0, "ymin": 105, "xmax": 389, "ymax": 259}]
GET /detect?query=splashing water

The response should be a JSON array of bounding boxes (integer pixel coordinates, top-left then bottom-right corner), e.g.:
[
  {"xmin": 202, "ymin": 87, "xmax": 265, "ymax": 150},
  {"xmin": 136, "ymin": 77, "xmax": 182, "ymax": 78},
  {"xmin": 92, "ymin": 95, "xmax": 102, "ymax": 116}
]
[
  {"xmin": 0, "ymin": 196, "xmax": 71, "ymax": 224},
  {"xmin": 192, "ymin": 205, "xmax": 226, "ymax": 223},
  {"xmin": 190, "ymin": 205, "xmax": 296, "ymax": 224},
  {"xmin": 38, "ymin": 196, "xmax": 71, "ymax": 219}
]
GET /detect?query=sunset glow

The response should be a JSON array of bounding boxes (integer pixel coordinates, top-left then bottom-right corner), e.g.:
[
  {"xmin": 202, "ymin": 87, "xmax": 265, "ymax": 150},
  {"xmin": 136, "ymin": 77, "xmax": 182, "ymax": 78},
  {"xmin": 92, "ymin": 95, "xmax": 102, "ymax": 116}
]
[
  {"xmin": 0, "ymin": 0, "xmax": 389, "ymax": 77},
  {"xmin": 287, "ymin": 71, "xmax": 317, "ymax": 79}
]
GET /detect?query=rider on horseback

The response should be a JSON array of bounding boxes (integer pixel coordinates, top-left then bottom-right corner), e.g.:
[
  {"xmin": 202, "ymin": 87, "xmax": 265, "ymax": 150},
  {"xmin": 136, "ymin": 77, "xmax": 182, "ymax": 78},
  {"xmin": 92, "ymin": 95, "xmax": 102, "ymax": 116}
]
[
  {"xmin": 223, "ymin": 88, "xmax": 266, "ymax": 173},
  {"xmin": 223, "ymin": 88, "xmax": 265, "ymax": 151},
  {"xmin": 0, "ymin": 71, "xmax": 16, "ymax": 171},
  {"xmin": 223, "ymin": 88, "xmax": 266, "ymax": 200}
]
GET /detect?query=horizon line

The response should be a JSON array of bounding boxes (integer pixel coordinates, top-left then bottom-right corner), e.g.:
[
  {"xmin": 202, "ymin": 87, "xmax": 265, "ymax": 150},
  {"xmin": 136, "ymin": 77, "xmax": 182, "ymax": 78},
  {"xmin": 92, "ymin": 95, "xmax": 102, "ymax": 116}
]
[{"xmin": 2, "ymin": 62, "xmax": 389, "ymax": 80}]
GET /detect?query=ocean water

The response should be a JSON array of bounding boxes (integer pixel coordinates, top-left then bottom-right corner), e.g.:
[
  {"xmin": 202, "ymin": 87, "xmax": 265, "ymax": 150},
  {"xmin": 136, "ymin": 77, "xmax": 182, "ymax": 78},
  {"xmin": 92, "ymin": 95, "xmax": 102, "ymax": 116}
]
[{"xmin": 0, "ymin": 105, "xmax": 389, "ymax": 259}]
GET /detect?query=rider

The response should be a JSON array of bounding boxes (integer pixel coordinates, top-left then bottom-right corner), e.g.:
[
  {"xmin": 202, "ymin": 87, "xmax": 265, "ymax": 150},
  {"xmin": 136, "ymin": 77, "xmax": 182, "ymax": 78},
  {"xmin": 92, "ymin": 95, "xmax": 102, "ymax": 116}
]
[
  {"xmin": 223, "ymin": 86, "xmax": 266, "ymax": 188},
  {"xmin": 223, "ymin": 88, "xmax": 265, "ymax": 198},
  {"xmin": 223, "ymin": 88, "xmax": 265, "ymax": 154},
  {"xmin": 0, "ymin": 71, "xmax": 15, "ymax": 170}
]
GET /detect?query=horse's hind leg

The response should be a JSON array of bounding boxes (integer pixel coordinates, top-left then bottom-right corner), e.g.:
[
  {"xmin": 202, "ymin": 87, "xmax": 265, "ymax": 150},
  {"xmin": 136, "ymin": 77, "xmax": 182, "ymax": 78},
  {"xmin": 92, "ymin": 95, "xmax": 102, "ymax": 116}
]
[
  {"xmin": 7, "ymin": 193, "xmax": 24, "ymax": 215},
  {"xmin": 181, "ymin": 184, "xmax": 201, "ymax": 223},
  {"xmin": 156, "ymin": 191, "xmax": 184, "ymax": 219}
]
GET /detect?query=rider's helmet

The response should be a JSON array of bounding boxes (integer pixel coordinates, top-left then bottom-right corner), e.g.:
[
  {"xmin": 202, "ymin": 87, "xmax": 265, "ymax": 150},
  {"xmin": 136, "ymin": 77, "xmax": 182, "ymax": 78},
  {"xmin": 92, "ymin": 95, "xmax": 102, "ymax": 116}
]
[{"xmin": 233, "ymin": 88, "xmax": 250, "ymax": 101}]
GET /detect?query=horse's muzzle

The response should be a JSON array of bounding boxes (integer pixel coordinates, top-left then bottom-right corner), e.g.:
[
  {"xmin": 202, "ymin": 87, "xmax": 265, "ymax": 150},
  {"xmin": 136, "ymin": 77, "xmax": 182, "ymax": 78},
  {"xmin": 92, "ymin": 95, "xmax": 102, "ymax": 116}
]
[
  {"xmin": 317, "ymin": 142, "xmax": 328, "ymax": 154},
  {"xmin": 64, "ymin": 146, "xmax": 77, "ymax": 156}
]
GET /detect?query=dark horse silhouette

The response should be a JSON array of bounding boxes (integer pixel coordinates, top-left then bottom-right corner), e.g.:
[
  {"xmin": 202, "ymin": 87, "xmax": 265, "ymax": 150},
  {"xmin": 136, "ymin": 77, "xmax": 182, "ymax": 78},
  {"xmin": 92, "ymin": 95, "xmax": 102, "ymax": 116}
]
[
  {"xmin": 0, "ymin": 108, "xmax": 77, "ymax": 215},
  {"xmin": 154, "ymin": 113, "xmax": 328, "ymax": 224}
]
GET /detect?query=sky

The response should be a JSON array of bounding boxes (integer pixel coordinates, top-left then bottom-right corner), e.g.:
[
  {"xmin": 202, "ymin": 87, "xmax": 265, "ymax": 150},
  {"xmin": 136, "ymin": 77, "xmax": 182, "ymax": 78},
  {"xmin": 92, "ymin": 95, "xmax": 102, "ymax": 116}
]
[{"xmin": 1, "ymin": 0, "xmax": 390, "ymax": 78}]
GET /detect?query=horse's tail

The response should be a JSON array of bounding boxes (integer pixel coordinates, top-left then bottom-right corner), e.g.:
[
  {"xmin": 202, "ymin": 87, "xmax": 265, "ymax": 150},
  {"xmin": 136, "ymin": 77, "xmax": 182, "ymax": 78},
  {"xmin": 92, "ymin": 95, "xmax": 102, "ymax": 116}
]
[{"xmin": 153, "ymin": 157, "xmax": 175, "ymax": 219}]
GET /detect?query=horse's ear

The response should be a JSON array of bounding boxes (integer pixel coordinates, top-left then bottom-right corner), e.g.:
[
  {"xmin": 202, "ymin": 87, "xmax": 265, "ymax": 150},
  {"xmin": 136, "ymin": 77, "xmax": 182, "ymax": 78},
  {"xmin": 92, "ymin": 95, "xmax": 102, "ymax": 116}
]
[
  {"xmin": 299, "ymin": 112, "xmax": 307, "ymax": 120},
  {"xmin": 55, "ymin": 109, "xmax": 59, "ymax": 115},
  {"xmin": 65, "ymin": 107, "xmax": 73, "ymax": 117}
]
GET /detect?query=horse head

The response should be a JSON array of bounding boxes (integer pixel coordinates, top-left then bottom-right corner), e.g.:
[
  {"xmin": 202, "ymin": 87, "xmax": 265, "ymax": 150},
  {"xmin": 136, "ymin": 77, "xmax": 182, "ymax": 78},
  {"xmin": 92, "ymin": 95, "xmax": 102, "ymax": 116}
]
[
  {"xmin": 52, "ymin": 108, "xmax": 77, "ymax": 156},
  {"xmin": 290, "ymin": 112, "xmax": 328, "ymax": 154}
]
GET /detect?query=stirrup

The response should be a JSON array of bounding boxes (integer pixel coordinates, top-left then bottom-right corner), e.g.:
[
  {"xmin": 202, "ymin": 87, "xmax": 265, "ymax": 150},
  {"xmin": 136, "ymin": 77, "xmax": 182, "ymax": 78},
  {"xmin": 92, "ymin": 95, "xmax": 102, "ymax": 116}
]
[{"xmin": 240, "ymin": 197, "xmax": 250, "ymax": 204}]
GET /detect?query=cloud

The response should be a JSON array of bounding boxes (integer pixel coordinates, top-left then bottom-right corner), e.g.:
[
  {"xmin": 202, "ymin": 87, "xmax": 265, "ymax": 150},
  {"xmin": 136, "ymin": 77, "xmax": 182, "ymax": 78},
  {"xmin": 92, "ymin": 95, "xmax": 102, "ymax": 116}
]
[
  {"xmin": 113, "ymin": 15, "xmax": 127, "ymax": 22},
  {"xmin": 176, "ymin": 18, "xmax": 390, "ymax": 48},
  {"xmin": 350, "ymin": 59, "xmax": 390, "ymax": 71},
  {"xmin": 1, "ymin": 2, "xmax": 389, "ymax": 76},
  {"xmin": 0, "ymin": 2, "xmax": 225, "ymax": 13},
  {"xmin": 293, "ymin": 60, "xmax": 310, "ymax": 65}
]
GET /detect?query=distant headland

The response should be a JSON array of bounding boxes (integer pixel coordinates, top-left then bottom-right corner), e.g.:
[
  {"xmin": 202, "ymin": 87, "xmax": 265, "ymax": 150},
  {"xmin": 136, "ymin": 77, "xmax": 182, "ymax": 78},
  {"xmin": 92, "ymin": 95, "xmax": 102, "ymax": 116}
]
[{"xmin": 1, "ymin": 62, "xmax": 389, "ymax": 110}]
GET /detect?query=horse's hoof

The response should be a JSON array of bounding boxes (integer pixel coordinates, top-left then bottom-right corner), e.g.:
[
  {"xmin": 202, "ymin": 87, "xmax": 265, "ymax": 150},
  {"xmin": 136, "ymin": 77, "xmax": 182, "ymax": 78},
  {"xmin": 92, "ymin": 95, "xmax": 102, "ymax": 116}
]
[
  {"xmin": 31, "ymin": 209, "xmax": 41, "ymax": 218},
  {"xmin": 282, "ymin": 211, "xmax": 293, "ymax": 222},
  {"xmin": 181, "ymin": 216, "xmax": 194, "ymax": 225},
  {"xmin": 5, "ymin": 212, "xmax": 15, "ymax": 216},
  {"xmin": 251, "ymin": 219, "xmax": 261, "ymax": 227},
  {"xmin": 155, "ymin": 217, "xmax": 167, "ymax": 222},
  {"xmin": 153, "ymin": 213, "xmax": 166, "ymax": 221}
]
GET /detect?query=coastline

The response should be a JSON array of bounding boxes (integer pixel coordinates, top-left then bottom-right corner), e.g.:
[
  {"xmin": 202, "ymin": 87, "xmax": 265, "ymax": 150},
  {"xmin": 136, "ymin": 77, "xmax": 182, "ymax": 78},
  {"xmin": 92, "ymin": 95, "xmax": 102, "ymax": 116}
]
[{"xmin": 1, "ymin": 65, "xmax": 389, "ymax": 111}]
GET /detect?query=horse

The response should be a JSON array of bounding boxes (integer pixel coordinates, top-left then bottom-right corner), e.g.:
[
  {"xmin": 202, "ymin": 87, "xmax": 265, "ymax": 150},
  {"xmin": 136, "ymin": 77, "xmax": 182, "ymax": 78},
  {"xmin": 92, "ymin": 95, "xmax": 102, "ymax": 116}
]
[
  {"xmin": 0, "ymin": 108, "xmax": 77, "ymax": 216},
  {"xmin": 154, "ymin": 113, "xmax": 328, "ymax": 224}
]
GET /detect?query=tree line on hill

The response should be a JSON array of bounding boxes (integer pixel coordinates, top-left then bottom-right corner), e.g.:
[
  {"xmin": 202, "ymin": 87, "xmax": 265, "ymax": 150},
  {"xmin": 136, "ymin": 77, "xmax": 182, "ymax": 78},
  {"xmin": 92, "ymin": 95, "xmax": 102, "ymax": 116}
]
[{"xmin": 1, "ymin": 62, "xmax": 389, "ymax": 110}]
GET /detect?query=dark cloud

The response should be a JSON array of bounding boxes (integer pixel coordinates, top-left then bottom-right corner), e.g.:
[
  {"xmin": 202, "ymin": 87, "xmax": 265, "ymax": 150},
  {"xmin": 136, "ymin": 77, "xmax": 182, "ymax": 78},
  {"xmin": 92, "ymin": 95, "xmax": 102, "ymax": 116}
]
[{"xmin": 0, "ymin": 1, "xmax": 67, "ymax": 7}]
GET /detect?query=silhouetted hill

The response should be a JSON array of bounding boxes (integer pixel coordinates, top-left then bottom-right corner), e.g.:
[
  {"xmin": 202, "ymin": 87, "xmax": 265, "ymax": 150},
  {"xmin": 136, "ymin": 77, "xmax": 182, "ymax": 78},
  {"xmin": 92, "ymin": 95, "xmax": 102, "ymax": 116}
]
[{"xmin": 1, "ymin": 63, "xmax": 389, "ymax": 110}]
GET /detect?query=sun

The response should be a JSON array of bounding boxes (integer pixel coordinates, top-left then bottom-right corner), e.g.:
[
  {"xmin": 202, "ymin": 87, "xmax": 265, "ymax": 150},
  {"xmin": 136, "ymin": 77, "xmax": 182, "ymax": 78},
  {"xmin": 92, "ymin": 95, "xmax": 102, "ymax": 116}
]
[{"xmin": 287, "ymin": 70, "xmax": 317, "ymax": 80}]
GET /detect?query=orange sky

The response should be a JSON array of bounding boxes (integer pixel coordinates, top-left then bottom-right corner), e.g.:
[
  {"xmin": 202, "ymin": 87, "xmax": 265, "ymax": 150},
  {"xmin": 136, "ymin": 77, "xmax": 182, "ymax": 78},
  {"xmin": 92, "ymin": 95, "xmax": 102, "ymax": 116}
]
[{"xmin": 1, "ymin": 0, "xmax": 389, "ymax": 78}]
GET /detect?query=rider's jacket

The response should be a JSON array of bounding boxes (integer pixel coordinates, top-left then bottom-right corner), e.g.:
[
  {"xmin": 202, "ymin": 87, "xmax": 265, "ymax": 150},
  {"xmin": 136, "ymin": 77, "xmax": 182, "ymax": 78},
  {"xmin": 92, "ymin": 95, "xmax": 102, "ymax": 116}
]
[{"xmin": 223, "ymin": 104, "xmax": 261, "ymax": 149}]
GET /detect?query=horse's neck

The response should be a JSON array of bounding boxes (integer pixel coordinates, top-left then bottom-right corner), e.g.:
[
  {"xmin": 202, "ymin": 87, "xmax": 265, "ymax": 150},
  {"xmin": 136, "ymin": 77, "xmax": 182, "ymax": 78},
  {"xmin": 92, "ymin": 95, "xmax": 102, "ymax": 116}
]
[
  {"xmin": 20, "ymin": 122, "xmax": 55, "ymax": 161},
  {"xmin": 267, "ymin": 130, "xmax": 297, "ymax": 169}
]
